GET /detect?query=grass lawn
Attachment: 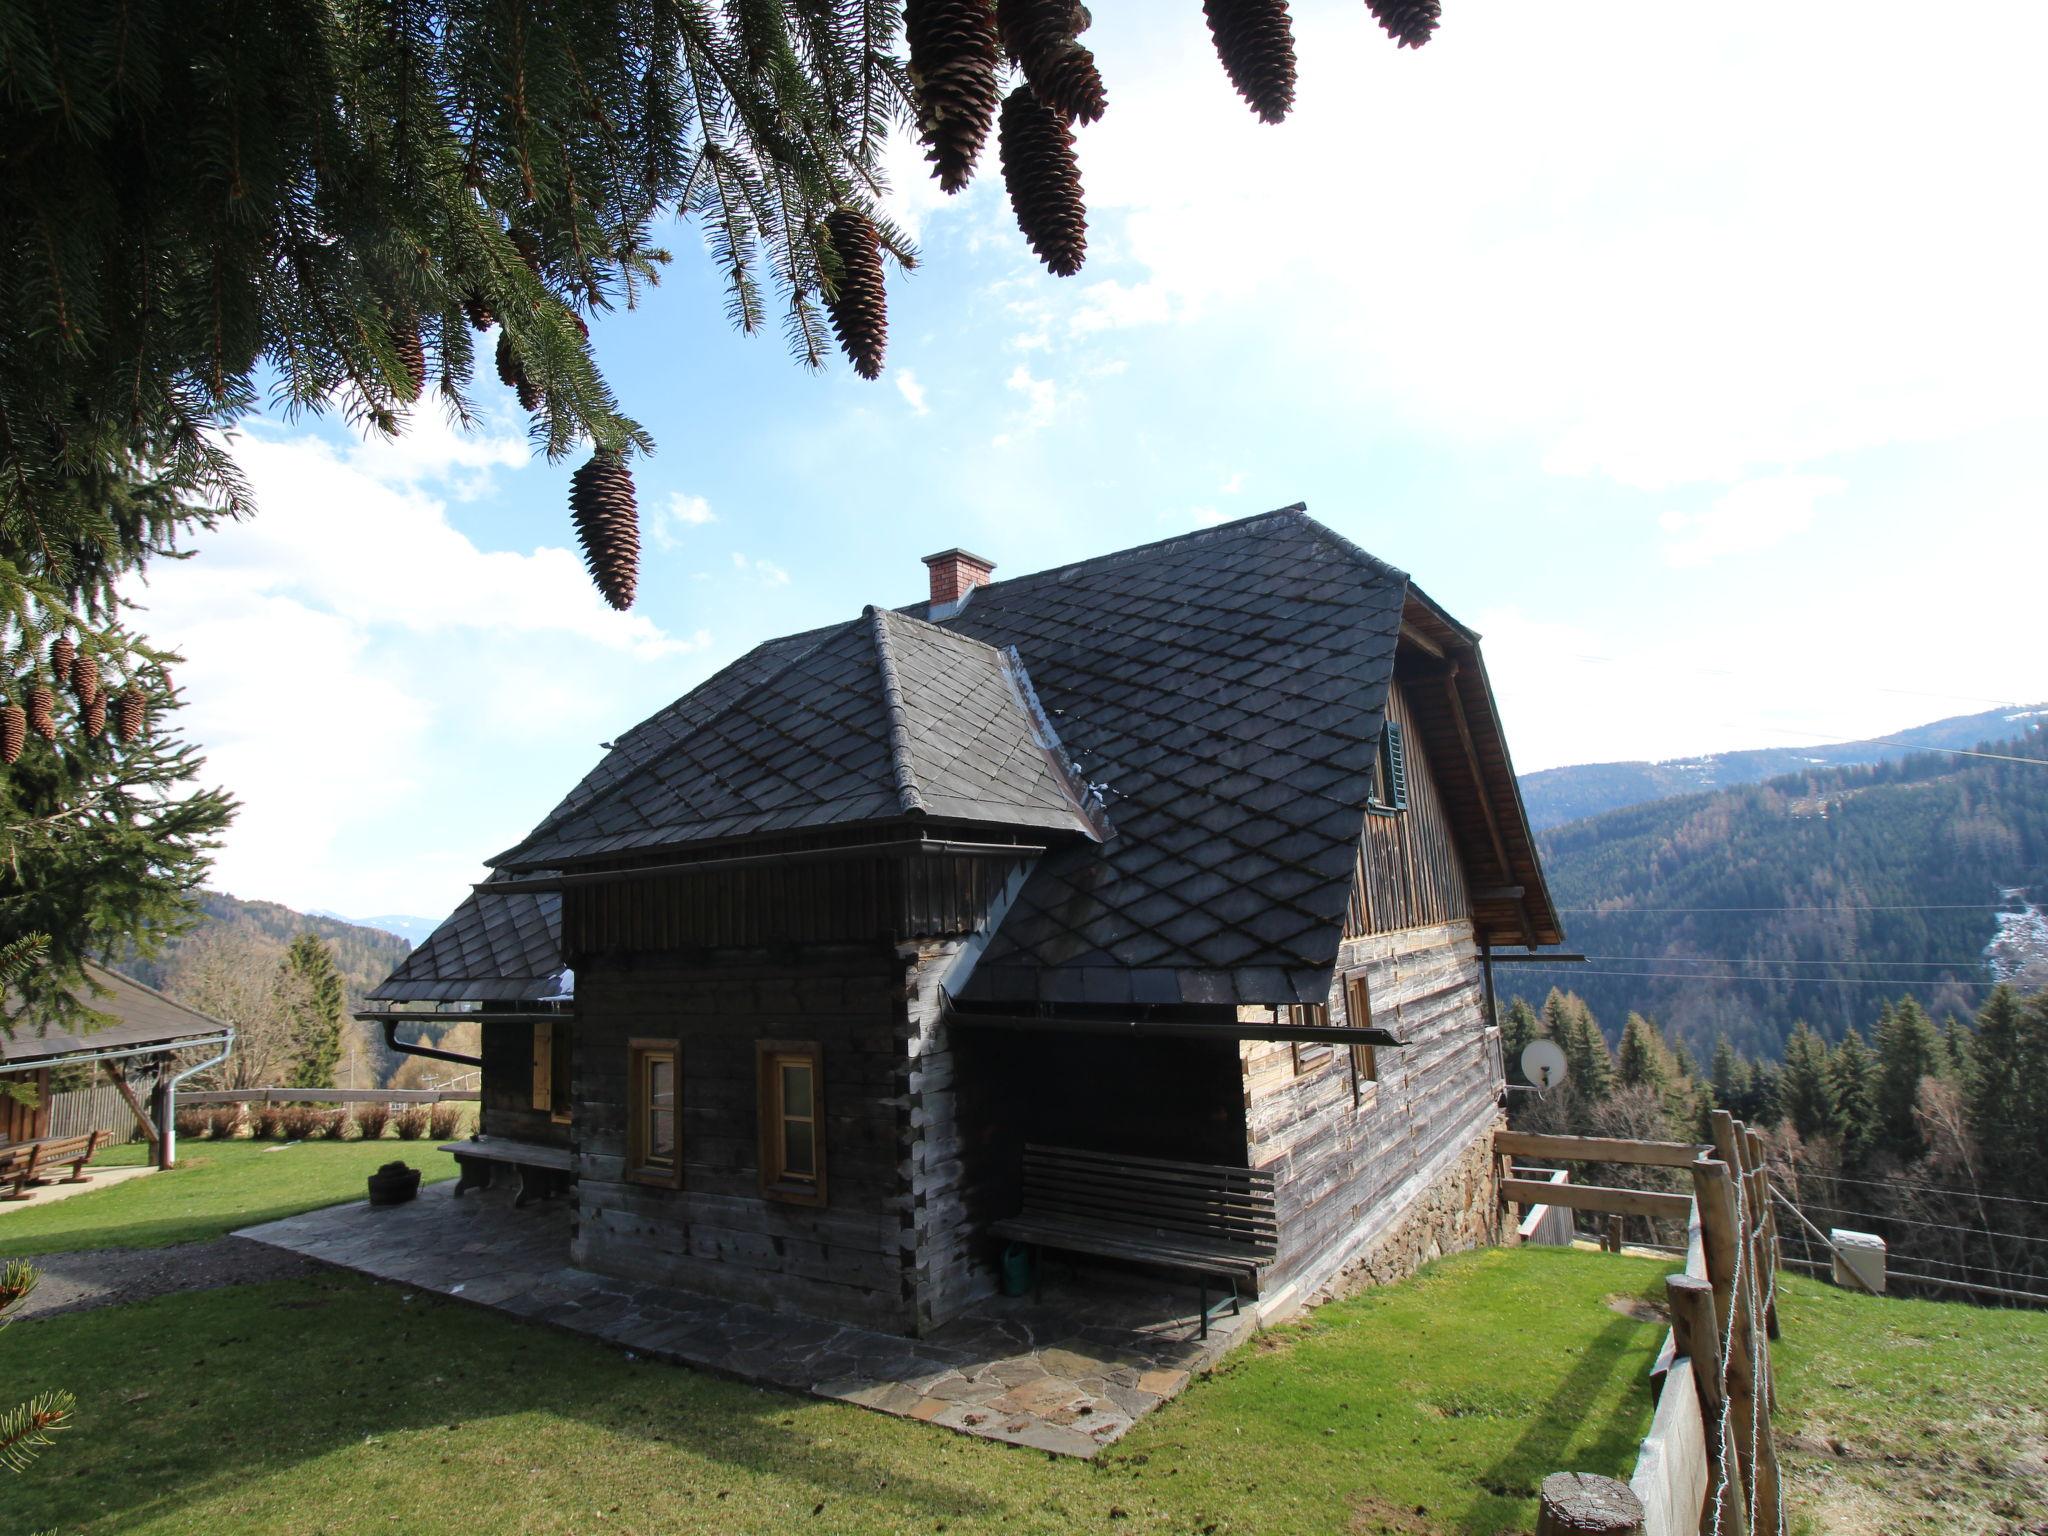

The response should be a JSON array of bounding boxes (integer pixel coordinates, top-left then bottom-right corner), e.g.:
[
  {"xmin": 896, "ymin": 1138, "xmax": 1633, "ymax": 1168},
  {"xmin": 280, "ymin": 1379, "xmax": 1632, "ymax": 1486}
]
[
  {"xmin": 1, "ymin": 1140, "xmax": 459, "ymax": 1254},
  {"xmin": 7, "ymin": 1246, "xmax": 1672, "ymax": 1535},
  {"xmin": 1772, "ymin": 1273, "xmax": 2048, "ymax": 1536}
]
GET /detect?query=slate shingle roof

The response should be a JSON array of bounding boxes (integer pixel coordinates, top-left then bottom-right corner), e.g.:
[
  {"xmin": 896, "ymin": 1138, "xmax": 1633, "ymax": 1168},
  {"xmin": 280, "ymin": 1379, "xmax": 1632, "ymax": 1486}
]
[
  {"xmin": 368, "ymin": 891, "xmax": 565, "ymax": 1003},
  {"xmin": 497, "ymin": 608, "xmax": 1101, "ymax": 868},
  {"xmin": 915, "ymin": 508, "xmax": 1406, "ymax": 1006},
  {"xmin": 462, "ymin": 506, "xmax": 1413, "ymax": 1008}
]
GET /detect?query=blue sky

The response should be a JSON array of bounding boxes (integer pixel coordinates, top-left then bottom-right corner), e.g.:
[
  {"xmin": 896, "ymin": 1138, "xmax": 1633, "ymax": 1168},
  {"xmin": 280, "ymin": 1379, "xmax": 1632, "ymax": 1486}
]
[{"xmin": 125, "ymin": 1, "xmax": 2048, "ymax": 920}]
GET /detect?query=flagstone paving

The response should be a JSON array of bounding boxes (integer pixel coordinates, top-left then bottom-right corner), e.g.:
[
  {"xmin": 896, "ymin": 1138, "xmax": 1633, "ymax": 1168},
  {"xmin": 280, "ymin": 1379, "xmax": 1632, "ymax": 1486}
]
[{"xmin": 239, "ymin": 1179, "xmax": 1255, "ymax": 1457}]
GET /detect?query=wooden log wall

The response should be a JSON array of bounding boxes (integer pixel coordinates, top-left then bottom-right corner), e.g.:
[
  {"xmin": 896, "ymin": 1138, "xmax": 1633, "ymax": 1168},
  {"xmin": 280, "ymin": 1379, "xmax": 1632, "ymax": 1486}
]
[
  {"xmin": 571, "ymin": 946, "xmax": 926, "ymax": 1334},
  {"xmin": 479, "ymin": 1019, "xmax": 571, "ymax": 1149},
  {"xmin": 1345, "ymin": 682, "xmax": 1471, "ymax": 938},
  {"xmin": 1241, "ymin": 918, "xmax": 1501, "ymax": 1298}
]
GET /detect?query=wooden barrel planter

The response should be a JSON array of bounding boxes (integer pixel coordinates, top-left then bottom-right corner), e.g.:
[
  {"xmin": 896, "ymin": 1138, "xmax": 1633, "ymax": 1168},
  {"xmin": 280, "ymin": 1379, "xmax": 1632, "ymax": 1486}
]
[{"xmin": 367, "ymin": 1160, "xmax": 422, "ymax": 1206}]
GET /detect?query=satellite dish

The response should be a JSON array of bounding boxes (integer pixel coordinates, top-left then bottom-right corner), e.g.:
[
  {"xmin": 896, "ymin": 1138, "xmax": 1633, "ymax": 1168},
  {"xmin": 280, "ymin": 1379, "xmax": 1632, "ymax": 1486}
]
[{"xmin": 1521, "ymin": 1039, "xmax": 1569, "ymax": 1091}]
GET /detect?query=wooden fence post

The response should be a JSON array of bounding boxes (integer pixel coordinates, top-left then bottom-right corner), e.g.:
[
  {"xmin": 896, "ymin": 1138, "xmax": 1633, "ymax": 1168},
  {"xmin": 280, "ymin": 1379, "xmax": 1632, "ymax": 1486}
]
[
  {"xmin": 1668, "ymin": 1272, "xmax": 1747, "ymax": 1536},
  {"xmin": 1536, "ymin": 1473, "xmax": 1645, "ymax": 1535},
  {"xmin": 1694, "ymin": 1154, "xmax": 1785, "ymax": 1535},
  {"xmin": 1746, "ymin": 1126, "xmax": 1781, "ymax": 1342}
]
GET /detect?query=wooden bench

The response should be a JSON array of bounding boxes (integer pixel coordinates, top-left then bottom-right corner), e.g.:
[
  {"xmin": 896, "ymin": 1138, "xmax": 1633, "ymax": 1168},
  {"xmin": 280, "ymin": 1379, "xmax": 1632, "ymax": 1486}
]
[
  {"xmin": 1, "ymin": 1130, "xmax": 110, "ymax": 1200},
  {"xmin": 440, "ymin": 1137, "xmax": 574, "ymax": 1208},
  {"xmin": 991, "ymin": 1144, "xmax": 1278, "ymax": 1337}
]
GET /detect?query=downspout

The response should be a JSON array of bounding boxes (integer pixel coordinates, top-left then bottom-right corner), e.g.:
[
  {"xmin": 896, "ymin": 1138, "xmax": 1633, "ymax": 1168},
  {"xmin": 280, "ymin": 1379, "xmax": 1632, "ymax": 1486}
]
[
  {"xmin": 379, "ymin": 1017, "xmax": 484, "ymax": 1069},
  {"xmin": 160, "ymin": 1031, "xmax": 235, "ymax": 1170}
]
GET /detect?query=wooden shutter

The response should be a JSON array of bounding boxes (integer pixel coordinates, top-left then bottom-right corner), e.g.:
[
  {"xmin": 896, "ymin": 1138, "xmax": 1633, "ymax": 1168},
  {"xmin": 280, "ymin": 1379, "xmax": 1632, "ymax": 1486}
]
[
  {"xmin": 530, "ymin": 1019, "xmax": 553, "ymax": 1111},
  {"xmin": 1383, "ymin": 721, "xmax": 1409, "ymax": 810}
]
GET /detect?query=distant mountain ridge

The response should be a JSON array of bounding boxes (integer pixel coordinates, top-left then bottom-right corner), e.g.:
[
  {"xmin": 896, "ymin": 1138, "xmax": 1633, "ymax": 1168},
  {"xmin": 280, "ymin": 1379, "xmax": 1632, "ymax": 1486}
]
[
  {"xmin": 310, "ymin": 910, "xmax": 443, "ymax": 945},
  {"xmin": 1518, "ymin": 704, "xmax": 2048, "ymax": 829},
  {"xmin": 116, "ymin": 890, "xmax": 413, "ymax": 1010}
]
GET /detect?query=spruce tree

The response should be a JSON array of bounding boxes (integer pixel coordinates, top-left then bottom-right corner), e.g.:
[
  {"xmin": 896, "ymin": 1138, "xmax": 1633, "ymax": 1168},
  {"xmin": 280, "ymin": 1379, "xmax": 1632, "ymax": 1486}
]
[
  {"xmin": 1545, "ymin": 989, "xmax": 1613, "ymax": 1100},
  {"xmin": 1779, "ymin": 1021, "xmax": 1836, "ymax": 1140},
  {"xmin": 1874, "ymin": 996, "xmax": 1941, "ymax": 1164},
  {"xmin": 281, "ymin": 935, "xmax": 347, "ymax": 1089},
  {"xmin": 1501, "ymin": 997, "xmax": 1540, "ymax": 1087},
  {"xmin": 1616, "ymin": 1012, "xmax": 1669, "ymax": 1093},
  {"xmin": 1828, "ymin": 1026, "xmax": 1879, "ymax": 1169},
  {"xmin": 1967, "ymin": 984, "xmax": 2048, "ymax": 1196},
  {"xmin": 1710, "ymin": 1034, "xmax": 1750, "ymax": 1118}
]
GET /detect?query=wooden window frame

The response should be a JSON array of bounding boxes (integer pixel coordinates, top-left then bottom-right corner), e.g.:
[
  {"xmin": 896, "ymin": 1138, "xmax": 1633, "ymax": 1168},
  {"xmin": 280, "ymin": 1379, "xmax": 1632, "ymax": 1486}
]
[
  {"xmin": 625, "ymin": 1037, "xmax": 683, "ymax": 1189},
  {"xmin": 756, "ymin": 1039, "xmax": 826, "ymax": 1207},
  {"xmin": 1344, "ymin": 969, "xmax": 1380, "ymax": 1106},
  {"xmin": 1286, "ymin": 1005, "xmax": 1333, "ymax": 1074},
  {"xmin": 531, "ymin": 1017, "xmax": 573, "ymax": 1124}
]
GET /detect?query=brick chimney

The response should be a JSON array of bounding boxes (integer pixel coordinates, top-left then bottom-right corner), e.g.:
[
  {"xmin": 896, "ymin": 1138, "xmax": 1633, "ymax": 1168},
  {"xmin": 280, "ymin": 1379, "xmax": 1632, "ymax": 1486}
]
[{"xmin": 922, "ymin": 547, "xmax": 996, "ymax": 607}]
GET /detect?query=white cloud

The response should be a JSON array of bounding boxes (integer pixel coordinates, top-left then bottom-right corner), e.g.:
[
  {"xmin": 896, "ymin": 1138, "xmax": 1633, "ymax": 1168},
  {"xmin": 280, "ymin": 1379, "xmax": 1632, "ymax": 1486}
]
[
  {"xmin": 1189, "ymin": 507, "xmax": 1229, "ymax": 527},
  {"xmin": 994, "ymin": 365, "xmax": 1061, "ymax": 445},
  {"xmin": 126, "ymin": 427, "xmax": 713, "ymax": 914},
  {"xmin": 1659, "ymin": 476, "xmax": 1843, "ymax": 569},
  {"xmin": 896, "ymin": 369, "xmax": 930, "ymax": 416},
  {"xmin": 1219, "ymin": 471, "xmax": 1245, "ymax": 495},
  {"xmin": 652, "ymin": 491, "xmax": 717, "ymax": 549},
  {"xmin": 1045, "ymin": 2, "xmax": 2048, "ymax": 493},
  {"xmin": 730, "ymin": 551, "xmax": 791, "ymax": 586}
]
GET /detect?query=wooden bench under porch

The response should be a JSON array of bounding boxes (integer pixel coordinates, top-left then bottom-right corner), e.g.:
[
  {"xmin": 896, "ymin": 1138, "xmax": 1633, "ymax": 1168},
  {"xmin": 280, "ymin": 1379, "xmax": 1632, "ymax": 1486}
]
[
  {"xmin": 1, "ymin": 1130, "xmax": 110, "ymax": 1200},
  {"xmin": 440, "ymin": 1136, "xmax": 573, "ymax": 1207},
  {"xmin": 991, "ymin": 1144, "xmax": 1278, "ymax": 1337}
]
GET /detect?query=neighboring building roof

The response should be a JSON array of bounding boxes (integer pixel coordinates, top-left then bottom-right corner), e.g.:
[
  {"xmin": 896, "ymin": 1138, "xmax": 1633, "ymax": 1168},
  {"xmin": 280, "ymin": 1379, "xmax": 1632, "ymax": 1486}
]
[
  {"xmin": 405, "ymin": 505, "xmax": 1559, "ymax": 1010},
  {"xmin": 368, "ymin": 890, "xmax": 565, "ymax": 1003},
  {"xmin": 1, "ymin": 964, "xmax": 233, "ymax": 1070},
  {"xmin": 498, "ymin": 607, "xmax": 1102, "ymax": 868}
]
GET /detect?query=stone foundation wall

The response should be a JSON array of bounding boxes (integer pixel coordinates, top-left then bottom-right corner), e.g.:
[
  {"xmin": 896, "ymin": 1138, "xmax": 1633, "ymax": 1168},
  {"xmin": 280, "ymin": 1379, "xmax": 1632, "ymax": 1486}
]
[{"xmin": 1317, "ymin": 1111, "xmax": 1502, "ymax": 1302}]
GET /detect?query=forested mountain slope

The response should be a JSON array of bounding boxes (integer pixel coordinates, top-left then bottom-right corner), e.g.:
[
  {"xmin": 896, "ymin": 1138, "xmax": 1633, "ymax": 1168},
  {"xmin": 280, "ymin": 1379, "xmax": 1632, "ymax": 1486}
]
[
  {"xmin": 114, "ymin": 891, "xmax": 411, "ymax": 1011},
  {"xmin": 1520, "ymin": 704, "xmax": 2046, "ymax": 829},
  {"xmin": 1532, "ymin": 726, "xmax": 2048, "ymax": 1060}
]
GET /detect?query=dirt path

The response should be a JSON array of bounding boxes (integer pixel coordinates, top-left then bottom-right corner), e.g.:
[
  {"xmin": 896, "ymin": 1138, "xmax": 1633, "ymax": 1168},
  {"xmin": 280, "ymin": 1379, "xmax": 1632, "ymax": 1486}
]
[{"xmin": 13, "ymin": 1237, "xmax": 317, "ymax": 1320}]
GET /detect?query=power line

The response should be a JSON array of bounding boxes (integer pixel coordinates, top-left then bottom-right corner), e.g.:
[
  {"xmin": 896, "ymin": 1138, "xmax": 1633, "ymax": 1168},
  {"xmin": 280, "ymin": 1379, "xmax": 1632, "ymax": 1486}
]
[
  {"xmin": 1771, "ymin": 1168, "xmax": 2048, "ymax": 1211},
  {"xmin": 1572, "ymin": 954, "xmax": 1995, "ymax": 969},
  {"xmin": 1506, "ymin": 966, "xmax": 2001, "ymax": 989},
  {"xmin": 1793, "ymin": 1203, "xmax": 2048, "ymax": 1246},
  {"xmin": 1558, "ymin": 903, "xmax": 2024, "ymax": 913},
  {"xmin": 1740, "ymin": 724, "xmax": 2048, "ymax": 769}
]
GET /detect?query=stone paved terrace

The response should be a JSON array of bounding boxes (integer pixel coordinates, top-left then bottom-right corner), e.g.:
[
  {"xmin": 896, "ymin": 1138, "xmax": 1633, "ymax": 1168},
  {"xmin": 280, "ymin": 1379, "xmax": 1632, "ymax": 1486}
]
[{"xmin": 238, "ymin": 1180, "xmax": 1256, "ymax": 1457}]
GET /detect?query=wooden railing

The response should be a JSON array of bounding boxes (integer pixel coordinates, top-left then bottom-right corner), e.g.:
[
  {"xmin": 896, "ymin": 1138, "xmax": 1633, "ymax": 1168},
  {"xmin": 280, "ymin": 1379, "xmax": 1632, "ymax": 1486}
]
[{"xmin": 1500, "ymin": 1110, "xmax": 1785, "ymax": 1536}]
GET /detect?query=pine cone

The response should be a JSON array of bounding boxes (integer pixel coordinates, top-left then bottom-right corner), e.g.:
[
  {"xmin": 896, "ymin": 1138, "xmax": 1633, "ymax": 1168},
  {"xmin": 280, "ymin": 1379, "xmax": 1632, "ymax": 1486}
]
[
  {"xmin": 26, "ymin": 686, "xmax": 55, "ymax": 741},
  {"xmin": 50, "ymin": 637, "xmax": 74, "ymax": 686},
  {"xmin": 906, "ymin": 0, "xmax": 1003, "ymax": 193},
  {"xmin": 1000, "ymin": 0, "xmax": 1107, "ymax": 124},
  {"xmin": 395, "ymin": 325, "xmax": 428, "ymax": 400},
  {"xmin": 1365, "ymin": 0, "xmax": 1439, "ymax": 47},
  {"xmin": 496, "ymin": 333, "xmax": 540, "ymax": 411},
  {"xmin": 822, "ymin": 209, "xmax": 888, "ymax": 380},
  {"xmin": 83, "ymin": 691, "xmax": 106, "ymax": 740},
  {"xmin": 1204, "ymin": 0, "xmax": 1297, "ymax": 124},
  {"xmin": 1, "ymin": 704, "xmax": 23, "ymax": 765},
  {"xmin": 510, "ymin": 228, "xmax": 544, "ymax": 278},
  {"xmin": 115, "ymin": 688, "xmax": 146, "ymax": 743},
  {"xmin": 999, "ymin": 86, "xmax": 1088, "ymax": 277},
  {"xmin": 463, "ymin": 292, "xmax": 496, "ymax": 332},
  {"xmin": 568, "ymin": 450, "xmax": 640, "ymax": 610},
  {"xmin": 70, "ymin": 653, "xmax": 100, "ymax": 707}
]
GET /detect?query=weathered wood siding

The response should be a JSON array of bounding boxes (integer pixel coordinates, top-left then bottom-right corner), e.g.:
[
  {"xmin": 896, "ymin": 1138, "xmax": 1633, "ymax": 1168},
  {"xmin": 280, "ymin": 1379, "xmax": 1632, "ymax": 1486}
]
[
  {"xmin": 479, "ymin": 1020, "xmax": 571, "ymax": 1149},
  {"xmin": 1, "ymin": 1067, "xmax": 50, "ymax": 1142},
  {"xmin": 1346, "ymin": 682, "xmax": 1471, "ymax": 937},
  {"xmin": 1242, "ymin": 919, "xmax": 1501, "ymax": 1300},
  {"xmin": 571, "ymin": 946, "xmax": 926, "ymax": 1334}
]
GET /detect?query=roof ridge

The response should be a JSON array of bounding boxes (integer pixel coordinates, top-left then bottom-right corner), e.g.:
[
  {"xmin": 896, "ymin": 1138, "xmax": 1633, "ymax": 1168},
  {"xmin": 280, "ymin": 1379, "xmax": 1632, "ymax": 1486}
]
[
  {"xmin": 865, "ymin": 605, "xmax": 929, "ymax": 817},
  {"xmin": 899, "ymin": 503, "xmax": 1307, "ymax": 615}
]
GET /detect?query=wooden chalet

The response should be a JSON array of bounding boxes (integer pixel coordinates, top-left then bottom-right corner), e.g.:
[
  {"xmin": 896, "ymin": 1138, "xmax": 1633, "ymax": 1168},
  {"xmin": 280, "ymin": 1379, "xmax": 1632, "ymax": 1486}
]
[{"xmin": 369, "ymin": 506, "xmax": 1561, "ymax": 1335}]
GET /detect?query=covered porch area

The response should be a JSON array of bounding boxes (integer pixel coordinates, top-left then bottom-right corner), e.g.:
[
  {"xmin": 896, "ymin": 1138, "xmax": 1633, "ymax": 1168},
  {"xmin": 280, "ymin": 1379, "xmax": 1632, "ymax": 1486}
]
[{"xmin": 239, "ymin": 1173, "xmax": 1254, "ymax": 1458}]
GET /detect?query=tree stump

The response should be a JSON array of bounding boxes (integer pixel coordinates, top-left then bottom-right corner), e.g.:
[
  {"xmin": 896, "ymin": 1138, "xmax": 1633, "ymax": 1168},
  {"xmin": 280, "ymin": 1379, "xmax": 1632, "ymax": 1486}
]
[{"xmin": 1535, "ymin": 1472, "xmax": 1645, "ymax": 1535}]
